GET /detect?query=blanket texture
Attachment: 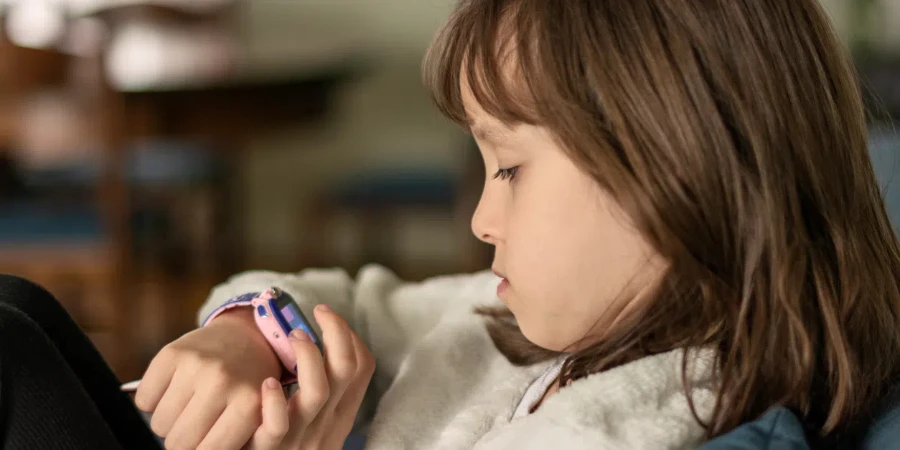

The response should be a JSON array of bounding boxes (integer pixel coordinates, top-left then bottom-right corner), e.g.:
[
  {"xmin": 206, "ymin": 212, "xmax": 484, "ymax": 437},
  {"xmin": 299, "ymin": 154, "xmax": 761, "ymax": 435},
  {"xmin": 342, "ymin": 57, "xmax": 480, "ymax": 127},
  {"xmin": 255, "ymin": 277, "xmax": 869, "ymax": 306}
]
[{"xmin": 199, "ymin": 265, "xmax": 717, "ymax": 449}]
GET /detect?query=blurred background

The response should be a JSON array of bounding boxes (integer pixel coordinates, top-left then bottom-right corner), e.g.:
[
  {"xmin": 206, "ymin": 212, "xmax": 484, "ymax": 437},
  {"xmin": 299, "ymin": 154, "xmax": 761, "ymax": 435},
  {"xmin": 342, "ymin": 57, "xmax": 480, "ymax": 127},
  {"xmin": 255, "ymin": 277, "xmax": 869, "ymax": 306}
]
[{"xmin": 0, "ymin": 0, "xmax": 896, "ymax": 381}]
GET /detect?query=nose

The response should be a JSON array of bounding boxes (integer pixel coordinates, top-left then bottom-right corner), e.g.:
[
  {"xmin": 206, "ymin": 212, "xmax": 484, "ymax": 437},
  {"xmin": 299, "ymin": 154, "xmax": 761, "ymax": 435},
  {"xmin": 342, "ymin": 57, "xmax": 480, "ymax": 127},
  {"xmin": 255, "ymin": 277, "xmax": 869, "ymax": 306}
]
[{"xmin": 471, "ymin": 186, "xmax": 501, "ymax": 246}]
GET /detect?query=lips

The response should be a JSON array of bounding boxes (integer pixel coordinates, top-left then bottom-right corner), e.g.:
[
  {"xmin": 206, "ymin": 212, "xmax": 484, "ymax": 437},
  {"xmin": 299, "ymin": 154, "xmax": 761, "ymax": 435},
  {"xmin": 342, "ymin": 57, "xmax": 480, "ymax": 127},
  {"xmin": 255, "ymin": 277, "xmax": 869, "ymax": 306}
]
[
  {"xmin": 497, "ymin": 278, "xmax": 510, "ymax": 297},
  {"xmin": 493, "ymin": 268, "xmax": 509, "ymax": 297}
]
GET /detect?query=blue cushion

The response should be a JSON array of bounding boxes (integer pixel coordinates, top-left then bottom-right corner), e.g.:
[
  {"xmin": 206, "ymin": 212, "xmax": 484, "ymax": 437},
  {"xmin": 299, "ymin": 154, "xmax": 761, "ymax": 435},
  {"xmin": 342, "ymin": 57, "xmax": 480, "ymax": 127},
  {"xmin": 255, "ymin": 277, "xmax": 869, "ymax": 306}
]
[
  {"xmin": 21, "ymin": 140, "xmax": 222, "ymax": 189},
  {"xmin": 702, "ymin": 393, "xmax": 900, "ymax": 450},
  {"xmin": 869, "ymin": 126, "xmax": 900, "ymax": 230},
  {"xmin": 700, "ymin": 407, "xmax": 810, "ymax": 450},
  {"xmin": 0, "ymin": 202, "xmax": 105, "ymax": 243},
  {"xmin": 333, "ymin": 171, "xmax": 458, "ymax": 208},
  {"xmin": 860, "ymin": 389, "xmax": 900, "ymax": 450}
]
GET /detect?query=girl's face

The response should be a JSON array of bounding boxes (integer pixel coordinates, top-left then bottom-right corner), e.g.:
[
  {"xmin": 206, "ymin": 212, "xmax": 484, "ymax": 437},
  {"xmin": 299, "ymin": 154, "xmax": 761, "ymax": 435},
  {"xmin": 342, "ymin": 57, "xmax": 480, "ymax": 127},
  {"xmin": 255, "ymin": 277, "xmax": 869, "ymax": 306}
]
[{"xmin": 464, "ymin": 86, "xmax": 666, "ymax": 352}]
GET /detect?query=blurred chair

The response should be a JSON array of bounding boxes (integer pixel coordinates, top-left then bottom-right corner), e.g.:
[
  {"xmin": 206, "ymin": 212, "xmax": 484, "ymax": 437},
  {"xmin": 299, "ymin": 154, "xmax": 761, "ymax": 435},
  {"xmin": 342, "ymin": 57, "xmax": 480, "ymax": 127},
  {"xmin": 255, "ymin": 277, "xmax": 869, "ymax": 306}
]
[
  {"xmin": 0, "ymin": 29, "xmax": 127, "ymax": 362},
  {"xmin": 0, "ymin": 14, "xmax": 230, "ymax": 371},
  {"xmin": 304, "ymin": 138, "xmax": 493, "ymax": 280},
  {"xmin": 19, "ymin": 139, "xmax": 227, "ymax": 275},
  {"xmin": 0, "ymin": 139, "xmax": 227, "ymax": 376},
  {"xmin": 0, "ymin": 202, "xmax": 119, "ymax": 353},
  {"xmin": 306, "ymin": 169, "xmax": 462, "ymax": 279}
]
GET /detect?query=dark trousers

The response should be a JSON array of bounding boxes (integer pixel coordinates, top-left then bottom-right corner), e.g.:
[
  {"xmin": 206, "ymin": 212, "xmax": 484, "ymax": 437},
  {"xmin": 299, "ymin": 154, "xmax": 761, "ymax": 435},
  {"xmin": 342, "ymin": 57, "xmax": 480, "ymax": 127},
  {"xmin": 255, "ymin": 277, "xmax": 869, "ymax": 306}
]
[{"xmin": 0, "ymin": 275, "xmax": 160, "ymax": 449}]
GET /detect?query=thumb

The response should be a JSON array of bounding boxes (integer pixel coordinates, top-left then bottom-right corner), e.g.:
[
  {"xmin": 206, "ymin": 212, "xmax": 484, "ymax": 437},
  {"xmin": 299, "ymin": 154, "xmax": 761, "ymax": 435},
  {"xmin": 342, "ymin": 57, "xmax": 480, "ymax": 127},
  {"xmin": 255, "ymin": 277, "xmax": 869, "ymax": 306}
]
[{"xmin": 246, "ymin": 378, "xmax": 289, "ymax": 450}]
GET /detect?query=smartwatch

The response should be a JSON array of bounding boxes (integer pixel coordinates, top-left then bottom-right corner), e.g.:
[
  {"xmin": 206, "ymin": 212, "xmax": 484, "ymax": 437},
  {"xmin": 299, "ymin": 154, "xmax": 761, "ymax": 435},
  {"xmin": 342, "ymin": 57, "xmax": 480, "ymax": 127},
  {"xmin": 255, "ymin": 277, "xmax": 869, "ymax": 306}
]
[{"xmin": 202, "ymin": 287, "xmax": 323, "ymax": 377}]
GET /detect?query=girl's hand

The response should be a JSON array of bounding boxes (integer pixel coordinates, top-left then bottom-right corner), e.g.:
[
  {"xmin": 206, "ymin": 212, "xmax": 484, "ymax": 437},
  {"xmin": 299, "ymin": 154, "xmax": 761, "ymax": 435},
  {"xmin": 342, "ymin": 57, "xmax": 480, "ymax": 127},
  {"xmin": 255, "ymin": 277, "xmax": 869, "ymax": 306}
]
[
  {"xmin": 248, "ymin": 305, "xmax": 376, "ymax": 450},
  {"xmin": 135, "ymin": 308, "xmax": 282, "ymax": 450}
]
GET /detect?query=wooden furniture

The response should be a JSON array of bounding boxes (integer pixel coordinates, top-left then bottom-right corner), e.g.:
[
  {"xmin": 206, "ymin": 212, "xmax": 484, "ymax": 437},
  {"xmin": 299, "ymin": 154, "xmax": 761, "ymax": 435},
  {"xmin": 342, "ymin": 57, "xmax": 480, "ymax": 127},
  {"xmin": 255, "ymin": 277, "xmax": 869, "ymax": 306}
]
[
  {"xmin": 0, "ymin": 4, "xmax": 360, "ymax": 378},
  {"xmin": 302, "ymin": 140, "xmax": 492, "ymax": 281},
  {"xmin": 0, "ymin": 31, "xmax": 70, "ymax": 148},
  {"xmin": 94, "ymin": 16, "xmax": 359, "ymax": 378},
  {"xmin": 0, "ymin": 25, "xmax": 126, "ymax": 366},
  {"xmin": 0, "ymin": 244, "xmax": 120, "ymax": 360}
]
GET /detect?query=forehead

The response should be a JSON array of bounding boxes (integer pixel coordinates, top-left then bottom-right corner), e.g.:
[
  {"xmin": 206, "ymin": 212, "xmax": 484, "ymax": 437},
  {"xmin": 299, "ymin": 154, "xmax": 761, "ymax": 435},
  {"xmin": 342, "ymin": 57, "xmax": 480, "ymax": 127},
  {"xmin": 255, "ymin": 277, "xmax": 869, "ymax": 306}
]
[
  {"xmin": 460, "ymin": 69, "xmax": 517, "ymax": 143},
  {"xmin": 471, "ymin": 124, "xmax": 513, "ymax": 147},
  {"xmin": 464, "ymin": 107, "xmax": 514, "ymax": 147},
  {"xmin": 458, "ymin": 31, "xmax": 541, "ymax": 143}
]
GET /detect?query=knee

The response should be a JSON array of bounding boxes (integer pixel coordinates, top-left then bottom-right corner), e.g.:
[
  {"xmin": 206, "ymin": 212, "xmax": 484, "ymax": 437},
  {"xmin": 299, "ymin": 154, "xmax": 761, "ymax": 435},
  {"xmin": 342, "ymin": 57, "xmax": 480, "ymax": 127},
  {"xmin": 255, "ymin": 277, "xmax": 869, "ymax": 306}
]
[
  {"xmin": 0, "ymin": 302, "xmax": 62, "ymax": 381},
  {"xmin": 0, "ymin": 275, "xmax": 67, "ymax": 322},
  {"xmin": 0, "ymin": 302, "xmax": 46, "ymax": 346}
]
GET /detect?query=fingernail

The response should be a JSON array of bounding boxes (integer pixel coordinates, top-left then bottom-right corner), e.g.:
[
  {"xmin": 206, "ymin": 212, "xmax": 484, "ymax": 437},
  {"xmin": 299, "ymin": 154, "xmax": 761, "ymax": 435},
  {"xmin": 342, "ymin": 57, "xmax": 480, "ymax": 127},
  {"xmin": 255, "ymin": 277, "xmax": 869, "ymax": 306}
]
[
  {"xmin": 265, "ymin": 378, "xmax": 280, "ymax": 389},
  {"xmin": 316, "ymin": 304, "xmax": 332, "ymax": 313},
  {"xmin": 290, "ymin": 329, "xmax": 308, "ymax": 341}
]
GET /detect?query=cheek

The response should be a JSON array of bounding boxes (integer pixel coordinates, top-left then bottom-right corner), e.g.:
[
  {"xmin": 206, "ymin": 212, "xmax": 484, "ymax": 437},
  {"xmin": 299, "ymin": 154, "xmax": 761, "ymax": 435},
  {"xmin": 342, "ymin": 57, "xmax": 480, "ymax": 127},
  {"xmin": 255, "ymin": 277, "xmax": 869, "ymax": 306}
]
[
  {"xmin": 504, "ymin": 182, "xmax": 573, "ymax": 299},
  {"xmin": 506, "ymin": 170, "xmax": 607, "ymax": 296},
  {"xmin": 504, "ymin": 175, "xmax": 658, "ymax": 349},
  {"xmin": 502, "ymin": 178, "xmax": 603, "ymax": 347}
]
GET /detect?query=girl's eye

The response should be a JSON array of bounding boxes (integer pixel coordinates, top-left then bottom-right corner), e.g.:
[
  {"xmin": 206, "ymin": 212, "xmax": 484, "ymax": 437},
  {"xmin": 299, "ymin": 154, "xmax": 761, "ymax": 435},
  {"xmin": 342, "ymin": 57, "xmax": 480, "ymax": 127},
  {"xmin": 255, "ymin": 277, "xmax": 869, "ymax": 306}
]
[{"xmin": 492, "ymin": 166, "xmax": 519, "ymax": 182}]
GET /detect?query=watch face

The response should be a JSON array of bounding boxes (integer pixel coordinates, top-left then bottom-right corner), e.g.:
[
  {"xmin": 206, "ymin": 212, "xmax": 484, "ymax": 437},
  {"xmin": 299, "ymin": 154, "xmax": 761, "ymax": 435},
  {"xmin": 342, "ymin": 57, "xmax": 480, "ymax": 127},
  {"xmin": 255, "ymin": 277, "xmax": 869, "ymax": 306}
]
[{"xmin": 272, "ymin": 292, "xmax": 321, "ymax": 346}]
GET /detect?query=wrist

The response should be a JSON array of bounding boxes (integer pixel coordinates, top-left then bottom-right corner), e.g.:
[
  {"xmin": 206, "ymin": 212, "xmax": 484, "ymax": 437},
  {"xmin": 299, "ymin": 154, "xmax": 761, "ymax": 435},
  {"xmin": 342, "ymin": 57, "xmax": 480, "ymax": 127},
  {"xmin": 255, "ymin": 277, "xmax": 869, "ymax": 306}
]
[
  {"xmin": 211, "ymin": 306, "xmax": 256, "ymax": 329},
  {"xmin": 212, "ymin": 308, "xmax": 281, "ymax": 374}
]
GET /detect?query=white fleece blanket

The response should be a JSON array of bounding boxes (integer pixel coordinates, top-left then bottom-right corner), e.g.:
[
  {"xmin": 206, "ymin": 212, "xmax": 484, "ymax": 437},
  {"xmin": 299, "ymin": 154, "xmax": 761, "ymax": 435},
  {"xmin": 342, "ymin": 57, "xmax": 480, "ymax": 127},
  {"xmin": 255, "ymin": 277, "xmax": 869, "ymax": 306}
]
[{"xmin": 199, "ymin": 264, "xmax": 718, "ymax": 449}]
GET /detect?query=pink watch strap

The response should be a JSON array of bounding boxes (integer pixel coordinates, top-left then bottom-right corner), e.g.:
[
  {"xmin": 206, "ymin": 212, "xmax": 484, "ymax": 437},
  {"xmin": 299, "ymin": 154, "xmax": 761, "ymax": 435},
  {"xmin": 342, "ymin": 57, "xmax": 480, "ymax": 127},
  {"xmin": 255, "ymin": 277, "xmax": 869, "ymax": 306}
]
[{"xmin": 201, "ymin": 292, "xmax": 259, "ymax": 327}]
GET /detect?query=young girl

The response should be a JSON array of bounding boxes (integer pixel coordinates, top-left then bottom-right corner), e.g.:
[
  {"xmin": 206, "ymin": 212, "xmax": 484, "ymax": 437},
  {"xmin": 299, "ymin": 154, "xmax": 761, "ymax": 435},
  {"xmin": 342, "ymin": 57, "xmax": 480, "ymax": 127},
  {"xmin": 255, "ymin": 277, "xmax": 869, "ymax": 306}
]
[
  {"xmin": 129, "ymin": 0, "xmax": 900, "ymax": 448},
  {"xmin": 7, "ymin": 0, "xmax": 896, "ymax": 449}
]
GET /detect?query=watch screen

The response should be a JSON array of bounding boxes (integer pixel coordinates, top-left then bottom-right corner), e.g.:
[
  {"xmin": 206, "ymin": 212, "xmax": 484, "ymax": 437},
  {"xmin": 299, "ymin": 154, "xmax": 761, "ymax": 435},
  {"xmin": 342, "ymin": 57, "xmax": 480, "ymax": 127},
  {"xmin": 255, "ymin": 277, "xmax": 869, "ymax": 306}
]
[{"xmin": 279, "ymin": 303, "xmax": 318, "ymax": 344}]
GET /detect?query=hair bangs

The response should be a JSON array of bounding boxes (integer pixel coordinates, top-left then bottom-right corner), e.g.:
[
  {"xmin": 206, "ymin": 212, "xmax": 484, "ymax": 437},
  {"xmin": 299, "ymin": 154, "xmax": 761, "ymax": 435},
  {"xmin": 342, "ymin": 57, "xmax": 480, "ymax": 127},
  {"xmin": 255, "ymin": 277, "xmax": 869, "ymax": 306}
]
[{"xmin": 423, "ymin": 0, "xmax": 544, "ymax": 130}]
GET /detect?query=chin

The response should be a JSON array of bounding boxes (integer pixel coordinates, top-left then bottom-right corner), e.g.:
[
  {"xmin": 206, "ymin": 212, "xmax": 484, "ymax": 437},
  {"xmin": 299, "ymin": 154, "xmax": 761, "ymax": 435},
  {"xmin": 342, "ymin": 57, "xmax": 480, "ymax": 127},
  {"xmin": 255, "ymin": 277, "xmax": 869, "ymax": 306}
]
[
  {"xmin": 507, "ymin": 298, "xmax": 576, "ymax": 352},
  {"xmin": 517, "ymin": 321, "xmax": 570, "ymax": 352}
]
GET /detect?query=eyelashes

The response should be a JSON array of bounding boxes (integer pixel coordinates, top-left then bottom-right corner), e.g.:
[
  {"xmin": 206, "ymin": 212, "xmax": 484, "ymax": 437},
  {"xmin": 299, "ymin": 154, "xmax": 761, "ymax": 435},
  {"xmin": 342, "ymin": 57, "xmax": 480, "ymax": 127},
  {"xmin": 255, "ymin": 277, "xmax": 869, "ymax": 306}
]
[{"xmin": 492, "ymin": 166, "xmax": 519, "ymax": 182}]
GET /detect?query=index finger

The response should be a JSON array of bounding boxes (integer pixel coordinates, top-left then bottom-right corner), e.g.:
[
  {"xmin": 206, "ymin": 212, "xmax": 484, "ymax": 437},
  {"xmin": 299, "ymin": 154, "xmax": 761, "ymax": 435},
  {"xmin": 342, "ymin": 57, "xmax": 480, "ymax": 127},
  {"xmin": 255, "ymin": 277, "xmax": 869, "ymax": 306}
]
[
  {"xmin": 247, "ymin": 378, "xmax": 289, "ymax": 450},
  {"xmin": 288, "ymin": 329, "xmax": 330, "ymax": 426},
  {"xmin": 134, "ymin": 347, "xmax": 177, "ymax": 412}
]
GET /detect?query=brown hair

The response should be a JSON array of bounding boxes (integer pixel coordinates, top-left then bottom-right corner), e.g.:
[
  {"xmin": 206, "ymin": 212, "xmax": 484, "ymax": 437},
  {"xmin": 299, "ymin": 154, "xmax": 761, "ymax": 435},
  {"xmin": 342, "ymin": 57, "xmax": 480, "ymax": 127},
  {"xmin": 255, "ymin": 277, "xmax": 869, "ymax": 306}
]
[{"xmin": 423, "ymin": 0, "xmax": 900, "ymax": 442}]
